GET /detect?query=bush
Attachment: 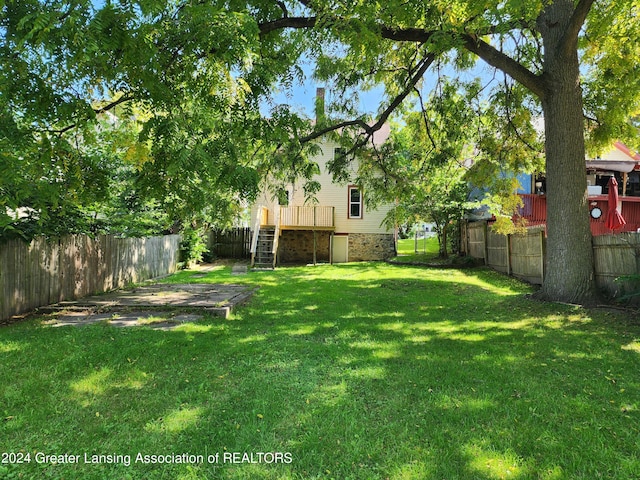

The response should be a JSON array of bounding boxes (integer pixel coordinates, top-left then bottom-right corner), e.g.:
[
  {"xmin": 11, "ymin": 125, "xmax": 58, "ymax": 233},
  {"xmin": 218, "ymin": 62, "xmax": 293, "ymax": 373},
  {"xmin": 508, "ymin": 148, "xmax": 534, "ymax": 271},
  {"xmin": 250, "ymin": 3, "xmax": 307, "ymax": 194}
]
[{"xmin": 179, "ymin": 227, "xmax": 209, "ymax": 266}]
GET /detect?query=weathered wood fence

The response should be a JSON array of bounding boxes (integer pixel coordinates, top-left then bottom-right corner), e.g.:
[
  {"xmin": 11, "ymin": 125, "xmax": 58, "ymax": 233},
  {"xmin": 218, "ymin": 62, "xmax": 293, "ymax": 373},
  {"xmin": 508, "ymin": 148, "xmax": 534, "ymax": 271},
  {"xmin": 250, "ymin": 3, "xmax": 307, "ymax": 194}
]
[
  {"xmin": 593, "ymin": 233, "xmax": 640, "ymax": 299},
  {"xmin": 208, "ymin": 228, "xmax": 251, "ymax": 259},
  {"xmin": 0, "ymin": 234, "xmax": 180, "ymax": 321},
  {"xmin": 465, "ymin": 221, "xmax": 640, "ymax": 299}
]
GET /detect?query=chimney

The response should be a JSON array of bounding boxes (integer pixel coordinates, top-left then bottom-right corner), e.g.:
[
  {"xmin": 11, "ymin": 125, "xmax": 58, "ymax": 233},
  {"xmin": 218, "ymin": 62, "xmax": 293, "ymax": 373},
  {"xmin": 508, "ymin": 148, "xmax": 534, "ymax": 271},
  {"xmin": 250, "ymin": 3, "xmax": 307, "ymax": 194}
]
[{"xmin": 315, "ymin": 87, "xmax": 325, "ymax": 124}]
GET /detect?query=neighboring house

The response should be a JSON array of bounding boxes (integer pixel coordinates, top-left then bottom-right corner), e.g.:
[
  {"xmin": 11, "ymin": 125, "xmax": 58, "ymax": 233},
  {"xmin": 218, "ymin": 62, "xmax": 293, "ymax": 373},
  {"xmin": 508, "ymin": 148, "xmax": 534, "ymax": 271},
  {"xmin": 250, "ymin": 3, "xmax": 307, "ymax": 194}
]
[
  {"xmin": 525, "ymin": 141, "xmax": 640, "ymax": 196},
  {"xmin": 249, "ymin": 126, "xmax": 396, "ymax": 267},
  {"xmin": 516, "ymin": 141, "xmax": 640, "ymax": 235}
]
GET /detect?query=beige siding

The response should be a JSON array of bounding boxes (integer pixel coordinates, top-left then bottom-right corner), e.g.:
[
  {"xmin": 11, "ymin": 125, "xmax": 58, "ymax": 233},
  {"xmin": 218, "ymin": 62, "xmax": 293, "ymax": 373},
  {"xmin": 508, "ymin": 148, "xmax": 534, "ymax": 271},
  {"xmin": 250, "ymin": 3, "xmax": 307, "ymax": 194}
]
[
  {"xmin": 251, "ymin": 137, "xmax": 393, "ymax": 234},
  {"xmin": 596, "ymin": 146, "xmax": 635, "ymax": 162}
]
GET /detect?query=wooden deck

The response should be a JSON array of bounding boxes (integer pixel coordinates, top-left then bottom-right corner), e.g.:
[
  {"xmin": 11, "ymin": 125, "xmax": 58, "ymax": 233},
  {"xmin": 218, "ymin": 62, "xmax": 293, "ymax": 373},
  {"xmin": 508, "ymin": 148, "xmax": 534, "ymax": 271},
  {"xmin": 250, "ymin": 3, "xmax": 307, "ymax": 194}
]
[
  {"xmin": 516, "ymin": 194, "xmax": 640, "ymax": 235},
  {"xmin": 262, "ymin": 206, "xmax": 335, "ymax": 230}
]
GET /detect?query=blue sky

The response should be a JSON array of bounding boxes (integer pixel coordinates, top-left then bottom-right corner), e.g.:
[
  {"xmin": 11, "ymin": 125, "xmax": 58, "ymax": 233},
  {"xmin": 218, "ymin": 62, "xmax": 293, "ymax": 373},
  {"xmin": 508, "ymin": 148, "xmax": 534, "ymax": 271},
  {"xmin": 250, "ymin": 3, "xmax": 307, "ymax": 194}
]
[
  {"xmin": 269, "ymin": 58, "xmax": 499, "ymax": 122},
  {"xmin": 269, "ymin": 77, "xmax": 387, "ymax": 120}
]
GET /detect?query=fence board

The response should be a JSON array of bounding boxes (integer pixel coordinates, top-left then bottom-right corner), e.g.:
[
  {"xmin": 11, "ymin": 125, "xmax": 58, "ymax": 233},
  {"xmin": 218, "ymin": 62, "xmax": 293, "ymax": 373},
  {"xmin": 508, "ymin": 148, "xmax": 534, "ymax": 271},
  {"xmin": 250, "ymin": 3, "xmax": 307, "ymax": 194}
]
[
  {"xmin": 593, "ymin": 233, "xmax": 640, "ymax": 298},
  {"xmin": 209, "ymin": 228, "xmax": 251, "ymax": 259},
  {"xmin": 467, "ymin": 222, "xmax": 487, "ymax": 261},
  {"xmin": 464, "ymin": 222, "xmax": 640, "ymax": 298},
  {"xmin": 487, "ymin": 229, "xmax": 509, "ymax": 273},
  {"xmin": 0, "ymin": 234, "xmax": 180, "ymax": 321},
  {"xmin": 509, "ymin": 227, "xmax": 545, "ymax": 285}
]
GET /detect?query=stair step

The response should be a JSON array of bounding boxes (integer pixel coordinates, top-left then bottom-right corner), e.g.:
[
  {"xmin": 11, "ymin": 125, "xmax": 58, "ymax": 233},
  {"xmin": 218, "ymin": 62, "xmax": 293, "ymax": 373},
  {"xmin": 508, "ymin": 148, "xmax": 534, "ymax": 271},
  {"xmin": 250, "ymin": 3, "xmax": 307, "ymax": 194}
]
[{"xmin": 252, "ymin": 227, "xmax": 277, "ymax": 269}]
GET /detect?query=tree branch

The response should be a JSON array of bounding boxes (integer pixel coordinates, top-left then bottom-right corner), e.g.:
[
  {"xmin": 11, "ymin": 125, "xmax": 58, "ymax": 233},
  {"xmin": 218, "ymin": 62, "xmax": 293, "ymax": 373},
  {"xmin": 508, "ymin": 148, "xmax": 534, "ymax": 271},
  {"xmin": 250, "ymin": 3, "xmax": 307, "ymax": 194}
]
[
  {"xmin": 93, "ymin": 94, "xmax": 134, "ymax": 116},
  {"xmin": 559, "ymin": 0, "xmax": 595, "ymax": 59},
  {"xmin": 275, "ymin": 1, "xmax": 289, "ymax": 18},
  {"xmin": 299, "ymin": 119, "xmax": 374, "ymax": 144},
  {"xmin": 48, "ymin": 94, "xmax": 134, "ymax": 135},
  {"xmin": 461, "ymin": 34, "xmax": 546, "ymax": 100},
  {"xmin": 415, "ymin": 86, "xmax": 438, "ymax": 154},
  {"xmin": 258, "ymin": 13, "xmax": 545, "ymax": 101},
  {"xmin": 296, "ymin": 51, "xmax": 435, "ymax": 180},
  {"xmin": 259, "ymin": 16, "xmax": 316, "ymax": 35},
  {"xmin": 371, "ymin": 53, "xmax": 436, "ymax": 132}
]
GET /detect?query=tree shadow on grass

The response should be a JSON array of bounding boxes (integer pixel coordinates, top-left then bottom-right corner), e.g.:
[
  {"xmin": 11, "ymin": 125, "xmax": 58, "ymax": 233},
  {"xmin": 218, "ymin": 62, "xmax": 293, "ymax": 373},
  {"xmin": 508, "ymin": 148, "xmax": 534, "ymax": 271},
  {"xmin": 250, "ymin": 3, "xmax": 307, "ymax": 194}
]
[{"xmin": 1, "ymin": 263, "xmax": 639, "ymax": 479}]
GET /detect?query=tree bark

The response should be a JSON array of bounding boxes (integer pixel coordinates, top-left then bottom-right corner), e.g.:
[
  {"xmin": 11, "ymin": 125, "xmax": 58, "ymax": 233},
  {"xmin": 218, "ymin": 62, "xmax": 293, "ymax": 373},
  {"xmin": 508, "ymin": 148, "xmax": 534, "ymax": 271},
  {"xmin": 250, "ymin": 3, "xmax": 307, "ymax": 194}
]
[
  {"xmin": 438, "ymin": 223, "xmax": 449, "ymax": 258},
  {"xmin": 536, "ymin": 0, "xmax": 597, "ymax": 303}
]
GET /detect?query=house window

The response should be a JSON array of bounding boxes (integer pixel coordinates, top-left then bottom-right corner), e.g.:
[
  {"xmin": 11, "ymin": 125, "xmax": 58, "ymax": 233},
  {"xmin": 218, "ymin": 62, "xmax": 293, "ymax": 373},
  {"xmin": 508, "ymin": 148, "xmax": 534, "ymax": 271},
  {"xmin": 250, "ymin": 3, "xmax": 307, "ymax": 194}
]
[{"xmin": 348, "ymin": 186, "xmax": 362, "ymax": 219}]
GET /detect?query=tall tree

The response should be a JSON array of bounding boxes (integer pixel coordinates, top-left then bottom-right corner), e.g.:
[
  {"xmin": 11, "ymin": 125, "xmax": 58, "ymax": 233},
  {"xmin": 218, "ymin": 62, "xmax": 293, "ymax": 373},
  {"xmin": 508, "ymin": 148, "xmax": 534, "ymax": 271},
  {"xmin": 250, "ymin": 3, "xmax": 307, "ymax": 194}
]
[
  {"xmin": 257, "ymin": 0, "xmax": 639, "ymax": 304},
  {"xmin": 1, "ymin": 0, "xmax": 318, "ymax": 237},
  {"xmin": 3, "ymin": 1, "xmax": 639, "ymax": 302}
]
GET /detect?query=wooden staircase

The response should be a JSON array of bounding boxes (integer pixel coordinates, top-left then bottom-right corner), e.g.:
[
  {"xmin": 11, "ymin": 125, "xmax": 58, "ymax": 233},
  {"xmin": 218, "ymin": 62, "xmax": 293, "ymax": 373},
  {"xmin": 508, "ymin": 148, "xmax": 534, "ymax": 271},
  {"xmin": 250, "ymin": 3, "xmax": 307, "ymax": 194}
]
[
  {"xmin": 252, "ymin": 227, "xmax": 276, "ymax": 269},
  {"xmin": 250, "ymin": 205, "xmax": 281, "ymax": 269}
]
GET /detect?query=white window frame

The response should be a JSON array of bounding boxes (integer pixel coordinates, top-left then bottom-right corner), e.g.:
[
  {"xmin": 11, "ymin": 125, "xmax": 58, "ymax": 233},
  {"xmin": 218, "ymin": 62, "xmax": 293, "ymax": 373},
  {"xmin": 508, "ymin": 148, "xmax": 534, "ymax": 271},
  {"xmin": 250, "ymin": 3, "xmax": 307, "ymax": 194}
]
[{"xmin": 348, "ymin": 185, "xmax": 363, "ymax": 219}]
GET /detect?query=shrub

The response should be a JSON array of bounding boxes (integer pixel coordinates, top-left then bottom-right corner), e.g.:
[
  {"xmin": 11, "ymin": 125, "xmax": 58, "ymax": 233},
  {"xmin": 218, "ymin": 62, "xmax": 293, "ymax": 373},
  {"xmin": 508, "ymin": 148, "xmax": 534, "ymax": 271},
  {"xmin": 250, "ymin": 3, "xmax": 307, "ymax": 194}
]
[{"xmin": 179, "ymin": 227, "xmax": 209, "ymax": 266}]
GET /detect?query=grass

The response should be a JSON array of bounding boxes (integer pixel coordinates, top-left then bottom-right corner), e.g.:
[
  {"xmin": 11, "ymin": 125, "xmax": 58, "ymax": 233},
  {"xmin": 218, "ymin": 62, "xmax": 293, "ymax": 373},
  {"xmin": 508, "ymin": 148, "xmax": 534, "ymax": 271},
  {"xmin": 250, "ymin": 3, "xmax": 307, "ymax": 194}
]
[
  {"xmin": 393, "ymin": 237, "xmax": 478, "ymax": 267},
  {"xmin": 397, "ymin": 236, "xmax": 440, "ymax": 258},
  {"xmin": 1, "ymin": 262, "xmax": 640, "ymax": 479}
]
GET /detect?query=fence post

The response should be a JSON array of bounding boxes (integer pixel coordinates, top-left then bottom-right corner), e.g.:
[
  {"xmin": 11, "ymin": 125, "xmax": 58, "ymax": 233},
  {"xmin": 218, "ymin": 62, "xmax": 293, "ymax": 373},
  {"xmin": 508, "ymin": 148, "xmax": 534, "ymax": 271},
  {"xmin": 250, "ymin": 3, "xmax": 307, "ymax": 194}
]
[
  {"xmin": 483, "ymin": 221, "xmax": 489, "ymax": 265},
  {"xmin": 506, "ymin": 233, "xmax": 511, "ymax": 276},
  {"xmin": 540, "ymin": 229, "xmax": 545, "ymax": 283}
]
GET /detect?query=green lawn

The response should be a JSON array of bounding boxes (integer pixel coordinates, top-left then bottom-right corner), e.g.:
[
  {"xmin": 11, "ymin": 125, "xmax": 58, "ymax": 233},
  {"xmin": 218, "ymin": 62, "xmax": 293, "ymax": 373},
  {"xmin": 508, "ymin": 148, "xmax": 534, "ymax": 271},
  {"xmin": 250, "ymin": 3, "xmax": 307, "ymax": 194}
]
[
  {"xmin": 397, "ymin": 236, "xmax": 440, "ymax": 258},
  {"xmin": 1, "ymin": 262, "xmax": 639, "ymax": 479}
]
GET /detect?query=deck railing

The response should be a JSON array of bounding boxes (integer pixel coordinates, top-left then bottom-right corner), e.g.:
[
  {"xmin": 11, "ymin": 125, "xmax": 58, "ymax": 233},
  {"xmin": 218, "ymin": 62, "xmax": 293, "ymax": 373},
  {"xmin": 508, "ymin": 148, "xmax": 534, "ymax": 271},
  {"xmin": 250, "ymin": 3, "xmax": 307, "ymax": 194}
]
[
  {"xmin": 518, "ymin": 194, "xmax": 547, "ymax": 225},
  {"xmin": 515, "ymin": 194, "xmax": 640, "ymax": 235},
  {"xmin": 279, "ymin": 206, "xmax": 335, "ymax": 229}
]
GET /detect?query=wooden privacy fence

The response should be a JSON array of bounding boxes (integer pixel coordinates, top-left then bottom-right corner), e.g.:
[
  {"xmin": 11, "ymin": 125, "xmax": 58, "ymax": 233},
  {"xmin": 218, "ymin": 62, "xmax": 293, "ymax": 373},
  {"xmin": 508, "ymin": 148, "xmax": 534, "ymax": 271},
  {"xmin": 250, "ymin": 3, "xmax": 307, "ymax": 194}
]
[
  {"xmin": 0, "ymin": 234, "xmax": 180, "ymax": 321},
  {"xmin": 467, "ymin": 222, "xmax": 545, "ymax": 285},
  {"xmin": 465, "ymin": 221, "xmax": 640, "ymax": 299},
  {"xmin": 208, "ymin": 228, "xmax": 251, "ymax": 259},
  {"xmin": 593, "ymin": 233, "xmax": 640, "ymax": 299}
]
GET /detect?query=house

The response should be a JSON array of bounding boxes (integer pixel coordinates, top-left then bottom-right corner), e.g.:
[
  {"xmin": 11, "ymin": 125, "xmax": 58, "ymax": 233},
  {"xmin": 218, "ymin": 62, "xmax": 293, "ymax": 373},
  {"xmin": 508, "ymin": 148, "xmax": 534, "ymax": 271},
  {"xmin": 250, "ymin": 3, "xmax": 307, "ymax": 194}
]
[
  {"xmin": 249, "ymin": 120, "xmax": 396, "ymax": 267},
  {"xmin": 524, "ymin": 141, "xmax": 640, "ymax": 196},
  {"xmin": 516, "ymin": 142, "xmax": 640, "ymax": 235}
]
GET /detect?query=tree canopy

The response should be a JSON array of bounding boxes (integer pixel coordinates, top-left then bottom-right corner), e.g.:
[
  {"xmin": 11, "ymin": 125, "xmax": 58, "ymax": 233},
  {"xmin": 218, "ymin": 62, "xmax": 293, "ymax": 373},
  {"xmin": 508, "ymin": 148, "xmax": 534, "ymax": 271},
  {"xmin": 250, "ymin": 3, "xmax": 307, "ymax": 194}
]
[
  {"xmin": 2, "ymin": 0, "xmax": 639, "ymax": 302},
  {"xmin": 1, "ymin": 0, "xmax": 318, "ymax": 238},
  {"xmin": 358, "ymin": 79, "xmax": 477, "ymax": 258}
]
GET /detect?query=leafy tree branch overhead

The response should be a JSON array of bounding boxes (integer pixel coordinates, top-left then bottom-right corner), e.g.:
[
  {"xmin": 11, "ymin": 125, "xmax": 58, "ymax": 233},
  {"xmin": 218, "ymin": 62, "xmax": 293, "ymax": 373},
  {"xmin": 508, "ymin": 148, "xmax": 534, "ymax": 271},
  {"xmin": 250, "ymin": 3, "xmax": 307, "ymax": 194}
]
[
  {"xmin": 225, "ymin": 0, "xmax": 640, "ymax": 304},
  {"xmin": 2, "ymin": 0, "xmax": 640, "ymax": 303},
  {"xmin": 1, "ymin": 0, "xmax": 319, "ymax": 238}
]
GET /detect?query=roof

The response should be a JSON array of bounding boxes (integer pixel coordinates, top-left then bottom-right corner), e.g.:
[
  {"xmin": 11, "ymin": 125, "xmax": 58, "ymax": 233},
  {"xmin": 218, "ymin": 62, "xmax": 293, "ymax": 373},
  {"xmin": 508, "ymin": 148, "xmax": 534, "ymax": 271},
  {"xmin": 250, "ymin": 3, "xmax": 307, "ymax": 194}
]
[{"xmin": 586, "ymin": 141, "xmax": 640, "ymax": 173}]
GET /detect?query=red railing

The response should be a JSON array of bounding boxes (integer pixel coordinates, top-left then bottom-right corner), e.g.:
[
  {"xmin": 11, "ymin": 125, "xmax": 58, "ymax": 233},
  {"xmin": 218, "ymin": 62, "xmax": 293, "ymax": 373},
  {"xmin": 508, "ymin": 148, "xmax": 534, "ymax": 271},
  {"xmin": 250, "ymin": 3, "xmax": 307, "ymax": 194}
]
[{"xmin": 515, "ymin": 194, "xmax": 640, "ymax": 236}]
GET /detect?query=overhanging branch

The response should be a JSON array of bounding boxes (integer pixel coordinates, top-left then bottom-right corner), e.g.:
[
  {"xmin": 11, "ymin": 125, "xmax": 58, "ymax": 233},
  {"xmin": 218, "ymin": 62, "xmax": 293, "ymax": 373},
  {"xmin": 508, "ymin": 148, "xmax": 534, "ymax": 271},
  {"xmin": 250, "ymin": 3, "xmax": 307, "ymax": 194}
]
[
  {"xmin": 258, "ymin": 13, "xmax": 545, "ymax": 101},
  {"xmin": 462, "ymin": 34, "xmax": 546, "ymax": 100},
  {"xmin": 48, "ymin": 94, "xmax": 135, "ymax": 135},
  {"xmin": 299, "ymin": 119, "xmax": 374, "ymax": 144},
  {"xmin": 368, "ymin": 53, "xmax": 436, "ymax": 134},
  {"xmin": 259, "ymin": 16, "xmax": 316, "ymax": 35},
  {"xmin": 300, "ymin": 52, "xmax": 435, "ymax": 148}
]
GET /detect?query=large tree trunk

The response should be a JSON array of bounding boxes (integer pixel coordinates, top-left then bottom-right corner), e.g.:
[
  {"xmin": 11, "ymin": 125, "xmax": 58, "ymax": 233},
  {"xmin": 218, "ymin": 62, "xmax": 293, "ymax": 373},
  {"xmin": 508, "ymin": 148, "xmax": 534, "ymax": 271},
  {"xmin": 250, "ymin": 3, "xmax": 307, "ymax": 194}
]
[{"xmin": 536, "ymin": 0, "xmax": 597, "ymax": 303}]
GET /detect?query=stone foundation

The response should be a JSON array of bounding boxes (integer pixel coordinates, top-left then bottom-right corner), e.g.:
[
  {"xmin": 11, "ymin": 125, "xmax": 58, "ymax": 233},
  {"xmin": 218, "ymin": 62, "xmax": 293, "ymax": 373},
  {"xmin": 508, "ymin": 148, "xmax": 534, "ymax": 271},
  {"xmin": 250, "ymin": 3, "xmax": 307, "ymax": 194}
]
[
  {"xmin": 277, "ymin": 230, "xmax": 331, "ymax": 264},
  {"xmin": 348, "ymin": 233, "xmax": 396, "ymax": 261},
  {"xmin": 277, "ymin": 231, "xmax": 396, "ymax": 264}
]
